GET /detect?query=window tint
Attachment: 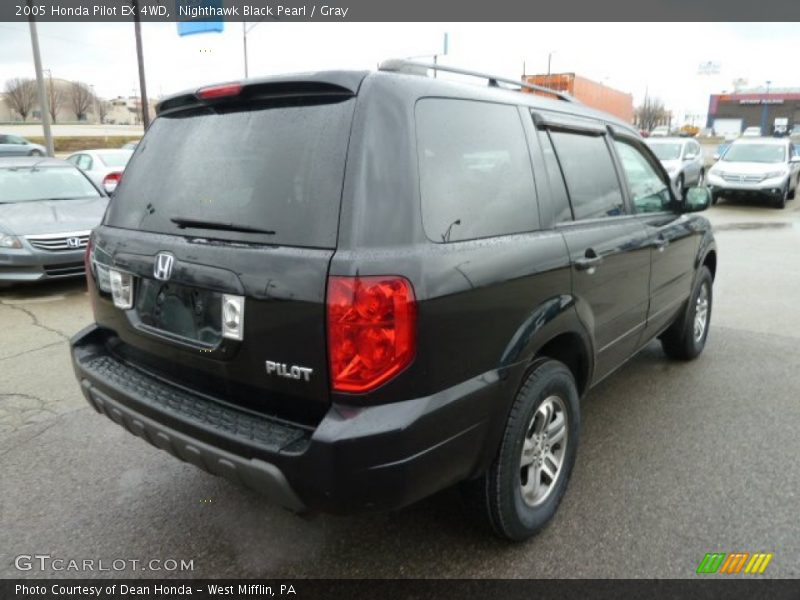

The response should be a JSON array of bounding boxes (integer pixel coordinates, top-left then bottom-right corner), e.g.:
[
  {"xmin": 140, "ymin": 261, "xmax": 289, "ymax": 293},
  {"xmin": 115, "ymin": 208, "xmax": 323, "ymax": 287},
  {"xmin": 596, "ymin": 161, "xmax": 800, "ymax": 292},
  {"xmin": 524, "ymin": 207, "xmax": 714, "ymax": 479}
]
[
  {"xmin": 416, "ymin": 99, "xmax": 538, "ymax": 243},
  {"xmin": 549, "ymin": 131, "xmax": 624, "ymax": 220},
  {"xmin": 614, "ymin": 140, "xmax": 672, "ymax": 213},
  {"xmin": 105, "ymin": 98, "xmax": 356, "ymax": 248},
  {"xmin": 538, "ymin": 129, "xmax": 572, "ymax": 223}
]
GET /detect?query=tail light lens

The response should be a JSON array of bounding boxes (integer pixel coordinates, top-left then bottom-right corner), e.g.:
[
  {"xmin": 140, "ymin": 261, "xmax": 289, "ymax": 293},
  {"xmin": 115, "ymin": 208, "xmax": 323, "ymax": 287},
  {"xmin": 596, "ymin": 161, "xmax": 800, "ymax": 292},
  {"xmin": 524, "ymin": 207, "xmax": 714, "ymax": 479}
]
[
  {"xmin": 102, "ymin": 171, "xmax": 122, "ymax": 193},
  {"xmin": 327, "ymin": 275, "xmax": 417, "ymax": 393}
]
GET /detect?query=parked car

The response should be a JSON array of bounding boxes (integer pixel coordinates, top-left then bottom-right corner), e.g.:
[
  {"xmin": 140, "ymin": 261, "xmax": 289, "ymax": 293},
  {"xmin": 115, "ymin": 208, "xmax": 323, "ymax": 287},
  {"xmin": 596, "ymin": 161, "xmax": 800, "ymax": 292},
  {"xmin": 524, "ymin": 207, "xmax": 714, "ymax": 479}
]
[
  {"xmin": 71, "ymin": 64, "xmax": 716, "ymax": 541},
  {"xmin": 706, "ymin": 137, "xmax": 800, "ymax": 208},
  {"xmin": 0, "ymin": 134, "xmax": 47, "ymax": 157},
  {"xmin": 647, "ymin": 137, "xmax": 705, "ymax": 197},
  {"xmin": 66, "ymin": 149, "xmax": 133, "ymax": 194},
  {"xmin": 649, "ymin": 125, "xmax": 670, "ymax": 137},
  {"xmin": 742, "ymin": 126, "xmax": 762, "ymax": 137},
  {"xmin": 0, "ymin": 157, "xmax": 108, "ymax": 287}
]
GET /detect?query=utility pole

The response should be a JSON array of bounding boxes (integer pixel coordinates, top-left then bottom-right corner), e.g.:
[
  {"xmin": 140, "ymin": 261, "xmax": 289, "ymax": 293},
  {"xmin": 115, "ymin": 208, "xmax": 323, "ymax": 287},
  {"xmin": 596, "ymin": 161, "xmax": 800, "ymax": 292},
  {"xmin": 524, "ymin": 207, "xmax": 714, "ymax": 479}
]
[
  {"xmin": 132, "ymin": 0, "xmax": 150, "ymax": 129},
  {"xmin": 28, "ymin": 8, "xmax": 54, "ymax": 157},
  {"xmin": 243, "ymin": 22, "xmax": 249, "ymax": 78}
]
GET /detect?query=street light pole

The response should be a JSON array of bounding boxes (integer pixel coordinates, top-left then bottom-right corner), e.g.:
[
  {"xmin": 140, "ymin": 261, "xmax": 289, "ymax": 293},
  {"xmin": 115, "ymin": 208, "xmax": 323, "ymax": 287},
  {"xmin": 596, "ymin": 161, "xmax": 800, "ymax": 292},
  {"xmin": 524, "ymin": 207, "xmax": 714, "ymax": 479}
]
[
  {"xmin": 761, "ymin": 80, "xmax": 771, "ymax": 136},
  {"xmin": 28, "ymin": 10, "xmax": 54, "ymax": 157}
]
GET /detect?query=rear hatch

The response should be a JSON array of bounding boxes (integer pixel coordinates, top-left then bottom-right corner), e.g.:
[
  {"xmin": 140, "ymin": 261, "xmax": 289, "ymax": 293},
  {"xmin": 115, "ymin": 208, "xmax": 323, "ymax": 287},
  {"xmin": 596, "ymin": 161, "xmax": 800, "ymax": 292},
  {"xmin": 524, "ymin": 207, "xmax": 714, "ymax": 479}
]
[{"xmin": 91, "ymin": 76, "xmax": 363, "ymax": 425}]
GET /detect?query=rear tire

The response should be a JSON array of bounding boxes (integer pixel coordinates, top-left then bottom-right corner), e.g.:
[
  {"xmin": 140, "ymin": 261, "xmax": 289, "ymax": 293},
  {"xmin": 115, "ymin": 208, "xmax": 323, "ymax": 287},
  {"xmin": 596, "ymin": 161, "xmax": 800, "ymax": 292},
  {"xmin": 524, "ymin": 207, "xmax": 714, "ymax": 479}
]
[
  {"xmin": 29, "ymin": 149, "xmax": 43, "ymax": 157},
  {"xmin": 461, "ymin": 359, "xmax": 580, "ymax": 541},
  {"xmin": 661, "ymin": 266, "xmax": 713, "ymax": 360}
]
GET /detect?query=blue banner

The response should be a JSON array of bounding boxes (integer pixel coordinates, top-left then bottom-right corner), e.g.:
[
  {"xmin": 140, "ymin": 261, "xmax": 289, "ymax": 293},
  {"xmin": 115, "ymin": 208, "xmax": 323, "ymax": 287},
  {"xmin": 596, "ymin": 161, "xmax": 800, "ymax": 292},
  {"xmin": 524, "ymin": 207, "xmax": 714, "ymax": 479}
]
[{"xmin": 177, "ymin": 0, "xmax": 225, "ymax": 36}]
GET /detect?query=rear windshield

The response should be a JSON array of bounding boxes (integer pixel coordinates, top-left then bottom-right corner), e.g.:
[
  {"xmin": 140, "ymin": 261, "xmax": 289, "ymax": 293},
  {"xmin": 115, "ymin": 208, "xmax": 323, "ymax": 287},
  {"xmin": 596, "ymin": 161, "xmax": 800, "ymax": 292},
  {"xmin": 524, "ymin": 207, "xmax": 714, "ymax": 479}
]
[
  {"xmin": 105, "ymin": 98, "xmax": 355, "ymax": 248},
  {"xmin": 98, "ymin": 152, "xmax": 132, "ymax": 167}
]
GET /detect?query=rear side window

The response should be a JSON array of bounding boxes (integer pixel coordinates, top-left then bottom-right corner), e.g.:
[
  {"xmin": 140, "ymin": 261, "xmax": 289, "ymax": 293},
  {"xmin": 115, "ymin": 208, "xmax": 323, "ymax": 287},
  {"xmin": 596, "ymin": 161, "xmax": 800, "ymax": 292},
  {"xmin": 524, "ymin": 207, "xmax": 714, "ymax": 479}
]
[
  {"xmin": 416, "ymin": 99, "xmax": 538, "ymax": 243},
  {"xmin": 105, "ymin": 98, "xmax": 355, "ymax": 248},
  {"xmin": 538, "ymin": 130, "xmax": 572, "ymax": 223},
  {"xmin": 549, "ymin": 131, "xmax": 625, "ymax": 220}
]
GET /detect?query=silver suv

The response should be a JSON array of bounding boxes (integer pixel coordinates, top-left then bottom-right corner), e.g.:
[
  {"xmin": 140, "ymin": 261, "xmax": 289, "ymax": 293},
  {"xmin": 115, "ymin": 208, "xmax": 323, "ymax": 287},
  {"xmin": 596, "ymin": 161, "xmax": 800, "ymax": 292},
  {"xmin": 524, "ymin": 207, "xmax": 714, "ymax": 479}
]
[
  {"xmin": 706, "ymin": 137, "xmax": 800, "ymax": 209},
  {"xmin": 646, "ymin": 137, "xmax": 704, "ymax": 198}
]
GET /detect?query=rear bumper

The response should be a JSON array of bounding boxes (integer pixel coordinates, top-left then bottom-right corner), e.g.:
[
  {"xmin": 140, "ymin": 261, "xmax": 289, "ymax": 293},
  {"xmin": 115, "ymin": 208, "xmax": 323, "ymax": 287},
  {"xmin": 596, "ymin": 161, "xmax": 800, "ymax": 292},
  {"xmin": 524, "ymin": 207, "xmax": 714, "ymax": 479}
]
[{"xmin": 71, "ymin": 325, "xmax": 501, "ymax": 514}]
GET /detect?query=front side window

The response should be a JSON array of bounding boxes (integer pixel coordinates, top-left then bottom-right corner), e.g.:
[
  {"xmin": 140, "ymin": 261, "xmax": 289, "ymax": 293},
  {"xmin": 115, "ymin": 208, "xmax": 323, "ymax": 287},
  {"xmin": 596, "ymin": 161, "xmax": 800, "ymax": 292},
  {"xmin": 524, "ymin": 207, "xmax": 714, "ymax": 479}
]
[
  {"xmin": 614, "ymin": 140, "xmax": 672, "ymax": 214},
  {"xmin": 416, "ymin": 99, "xmax": 538, "ymax": 243},
  {"xmin": 549, "ymin": 131, "xmax": 624, "ymax": 220}
]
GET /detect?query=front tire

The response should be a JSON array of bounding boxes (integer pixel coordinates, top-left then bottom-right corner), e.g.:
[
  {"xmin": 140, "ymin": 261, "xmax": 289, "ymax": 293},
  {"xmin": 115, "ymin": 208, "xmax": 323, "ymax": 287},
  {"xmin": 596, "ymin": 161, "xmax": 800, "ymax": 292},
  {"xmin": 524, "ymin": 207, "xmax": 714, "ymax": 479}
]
[
  {"xmin": 774, "ymin": 184, "xmax": 788, "ymax": 209},
  {"xmin": 29, "ymin": 149, "xmax": 43, "ymax": 157},
  {"xmin": 461, "ymin": 359, "xmax": 580, "ymax": 541},
  {"xmin": 661, "ymin": 266, "xmax": 713, "ymax": 360}
]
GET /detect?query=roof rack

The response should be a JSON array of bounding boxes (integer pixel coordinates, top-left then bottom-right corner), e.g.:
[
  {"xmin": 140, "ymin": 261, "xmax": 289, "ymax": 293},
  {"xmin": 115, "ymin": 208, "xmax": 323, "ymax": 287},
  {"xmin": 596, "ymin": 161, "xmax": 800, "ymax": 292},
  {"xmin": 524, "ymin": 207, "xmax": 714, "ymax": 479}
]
[{"xmin": 378, "ymin": 59, "xmax": 576, "ymax": 103}]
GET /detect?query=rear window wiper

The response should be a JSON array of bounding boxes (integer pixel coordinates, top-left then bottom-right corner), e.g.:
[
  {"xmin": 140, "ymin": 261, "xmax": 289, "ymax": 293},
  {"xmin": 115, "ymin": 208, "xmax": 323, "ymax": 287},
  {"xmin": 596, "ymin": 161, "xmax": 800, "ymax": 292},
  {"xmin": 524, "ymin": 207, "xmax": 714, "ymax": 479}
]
[{"xmin": 170, "ymin": 216, "xmax": 275, "ymax": 235}]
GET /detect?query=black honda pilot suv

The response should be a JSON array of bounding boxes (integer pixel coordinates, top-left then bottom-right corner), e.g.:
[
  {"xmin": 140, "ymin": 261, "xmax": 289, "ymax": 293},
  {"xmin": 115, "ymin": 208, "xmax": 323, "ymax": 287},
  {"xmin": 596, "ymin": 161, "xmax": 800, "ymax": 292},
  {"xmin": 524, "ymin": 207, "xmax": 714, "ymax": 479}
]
[{"xmin": 71, "ymin": 61, "xmax": 717, "ymax": 541}]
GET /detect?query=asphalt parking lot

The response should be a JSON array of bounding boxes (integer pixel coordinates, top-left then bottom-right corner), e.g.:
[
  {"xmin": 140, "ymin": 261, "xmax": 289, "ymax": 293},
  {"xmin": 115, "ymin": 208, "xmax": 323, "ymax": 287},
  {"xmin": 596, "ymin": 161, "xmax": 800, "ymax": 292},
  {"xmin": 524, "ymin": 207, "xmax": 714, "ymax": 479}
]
[{"xmin": 2, "ymin": 197, "xmax": 799, "ymax": 579}]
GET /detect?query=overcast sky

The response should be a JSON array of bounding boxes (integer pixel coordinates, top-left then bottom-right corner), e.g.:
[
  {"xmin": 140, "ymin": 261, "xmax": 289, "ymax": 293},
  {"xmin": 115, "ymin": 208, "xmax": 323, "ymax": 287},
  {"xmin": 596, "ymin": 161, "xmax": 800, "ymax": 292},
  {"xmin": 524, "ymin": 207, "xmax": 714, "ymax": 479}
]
[{"xmin": 0, "ymin": 21, "xmax": 796, "ymax": 123}]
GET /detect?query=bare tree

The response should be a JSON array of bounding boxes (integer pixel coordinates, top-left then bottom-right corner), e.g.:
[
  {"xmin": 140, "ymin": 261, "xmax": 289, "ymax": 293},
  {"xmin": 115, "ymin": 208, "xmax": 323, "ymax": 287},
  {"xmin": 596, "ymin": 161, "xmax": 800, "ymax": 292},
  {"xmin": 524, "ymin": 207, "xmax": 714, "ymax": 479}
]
[
  {"xmin": 635, "ymin": 96, "xmax": 669, "ymax": 132},
  {"xmin": 95, "ymin": 98, "xmax": 109, "ymax": 124},
  {"xmin": 3, "ymin": 78, "xmax": 37, "ymax": 121},
  {"xmin": 47, "ymin": 77, "xmax": 64, "ymax": 124},
  {"xmin": 69, "ymin": 81, "xmax": 93, "ymax": 121}
]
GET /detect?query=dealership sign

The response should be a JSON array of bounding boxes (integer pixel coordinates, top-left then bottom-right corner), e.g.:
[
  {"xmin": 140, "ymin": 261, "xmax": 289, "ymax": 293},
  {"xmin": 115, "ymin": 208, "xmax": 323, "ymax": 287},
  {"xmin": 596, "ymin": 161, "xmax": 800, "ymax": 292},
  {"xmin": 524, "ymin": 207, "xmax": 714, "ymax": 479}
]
[{"xmin": 739, "ymin": 99, "xmax": 784, "ymax": 104}]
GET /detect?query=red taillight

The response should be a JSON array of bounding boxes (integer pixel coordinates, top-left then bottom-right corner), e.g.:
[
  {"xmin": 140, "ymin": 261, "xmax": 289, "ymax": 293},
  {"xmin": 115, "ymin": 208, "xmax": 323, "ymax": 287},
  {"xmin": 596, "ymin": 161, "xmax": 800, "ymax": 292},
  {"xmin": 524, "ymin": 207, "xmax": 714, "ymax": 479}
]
[
  {"xmin": 102, "ymin": 171, "xmax": 122, "ymax": 189},
  {"xmin": 327, "ymin": 275, "xmax": 417, "ymax": 393},
  {"xmin": 196, "ymin": 83, "xmax": 243, "ymax": 100}
]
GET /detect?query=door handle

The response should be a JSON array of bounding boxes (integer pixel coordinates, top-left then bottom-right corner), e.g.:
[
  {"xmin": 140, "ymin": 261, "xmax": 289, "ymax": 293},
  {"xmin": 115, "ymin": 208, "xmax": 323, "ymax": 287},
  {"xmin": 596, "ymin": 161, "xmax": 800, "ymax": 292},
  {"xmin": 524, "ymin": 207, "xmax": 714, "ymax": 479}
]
[
  {"xmin": 653, "ymin": 238, "xmax": 669, "ymax": 252},
  {"xmin": 575, "ymin": 253, "xmax": 604, "ymax": 272}
]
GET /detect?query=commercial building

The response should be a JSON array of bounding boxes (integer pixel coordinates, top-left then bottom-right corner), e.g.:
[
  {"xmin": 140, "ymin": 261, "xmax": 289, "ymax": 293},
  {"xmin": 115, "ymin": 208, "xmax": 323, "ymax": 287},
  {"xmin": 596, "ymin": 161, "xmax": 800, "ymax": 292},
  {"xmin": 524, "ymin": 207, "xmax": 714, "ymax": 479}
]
[
  {"xmin": 522, "ymin": 73, "xmax": 634, "ymax": 123},
  {"xmin": 707, "ymin": 87, "xmax": 800, "ymax": 137}
]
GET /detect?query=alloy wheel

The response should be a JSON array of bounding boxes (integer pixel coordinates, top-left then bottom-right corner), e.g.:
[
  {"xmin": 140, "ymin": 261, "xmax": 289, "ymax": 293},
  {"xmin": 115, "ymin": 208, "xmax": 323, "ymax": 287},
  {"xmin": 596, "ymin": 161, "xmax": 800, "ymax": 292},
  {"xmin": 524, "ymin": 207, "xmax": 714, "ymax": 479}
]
[{"xmin": 520, "ymin": 395, "xmax": 568, "ymax": 507}]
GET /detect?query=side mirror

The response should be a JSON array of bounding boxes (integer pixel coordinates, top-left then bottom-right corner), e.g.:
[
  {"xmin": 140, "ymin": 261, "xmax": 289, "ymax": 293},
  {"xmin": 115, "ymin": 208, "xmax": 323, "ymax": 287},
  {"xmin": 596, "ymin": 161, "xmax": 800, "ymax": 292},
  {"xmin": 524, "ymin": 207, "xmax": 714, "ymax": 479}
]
[
  {"xmin": 790, "ymin": 155, "xmax": 800, "ymax": 164},
  {"xmin": 684, "ymin": 187, "xmax": 711, "ymax": 212},
  {"xmin": 684, "ymin": 154, "xmax": 696, "ymax": 161}
]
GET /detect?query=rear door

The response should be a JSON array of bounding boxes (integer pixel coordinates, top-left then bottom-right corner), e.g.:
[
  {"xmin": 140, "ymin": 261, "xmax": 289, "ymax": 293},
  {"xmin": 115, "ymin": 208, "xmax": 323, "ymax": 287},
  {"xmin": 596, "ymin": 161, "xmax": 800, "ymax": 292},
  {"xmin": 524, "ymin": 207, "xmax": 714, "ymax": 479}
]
[
  {"xmin": 533, "ymin": 113, "xmax": 651, "ymax": 381},
  {"xmin": 93, "ymin": 81, "xmax": 360, "ymax": 425}
]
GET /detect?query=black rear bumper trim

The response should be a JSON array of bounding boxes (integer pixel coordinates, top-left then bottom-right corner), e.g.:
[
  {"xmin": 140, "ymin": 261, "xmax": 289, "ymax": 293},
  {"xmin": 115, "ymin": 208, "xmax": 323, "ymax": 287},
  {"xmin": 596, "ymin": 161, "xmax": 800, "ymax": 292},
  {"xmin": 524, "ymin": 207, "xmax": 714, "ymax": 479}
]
[{"xmin": 80, "ymin": 379, "xmax": 306, "ymax": 512}]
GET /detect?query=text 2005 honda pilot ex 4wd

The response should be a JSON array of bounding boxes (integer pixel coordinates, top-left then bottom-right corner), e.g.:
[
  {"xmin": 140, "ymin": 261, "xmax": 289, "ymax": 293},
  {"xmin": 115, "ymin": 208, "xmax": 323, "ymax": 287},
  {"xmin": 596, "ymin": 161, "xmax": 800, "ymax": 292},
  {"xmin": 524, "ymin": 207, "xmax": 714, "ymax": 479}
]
[{"xmin": 71, "ymin": 61, "xmax": 717, "ymax": 541}]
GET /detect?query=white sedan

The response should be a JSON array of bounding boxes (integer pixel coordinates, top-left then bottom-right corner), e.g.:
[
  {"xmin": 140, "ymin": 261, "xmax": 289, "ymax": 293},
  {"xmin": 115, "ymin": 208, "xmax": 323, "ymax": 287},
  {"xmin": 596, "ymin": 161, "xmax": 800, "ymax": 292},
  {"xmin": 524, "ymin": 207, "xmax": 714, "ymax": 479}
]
[{"xmin": 66, "ymin": 149, "xmax": 133, "ymax": 194}]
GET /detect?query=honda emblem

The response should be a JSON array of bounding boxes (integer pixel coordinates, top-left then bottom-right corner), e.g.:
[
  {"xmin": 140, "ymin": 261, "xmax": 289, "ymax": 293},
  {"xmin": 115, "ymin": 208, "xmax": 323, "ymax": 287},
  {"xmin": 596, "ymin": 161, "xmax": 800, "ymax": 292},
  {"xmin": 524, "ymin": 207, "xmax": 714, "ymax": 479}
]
[{"xmin": 153, "ymin": 252, "xmax": 175, "ymax": 281}]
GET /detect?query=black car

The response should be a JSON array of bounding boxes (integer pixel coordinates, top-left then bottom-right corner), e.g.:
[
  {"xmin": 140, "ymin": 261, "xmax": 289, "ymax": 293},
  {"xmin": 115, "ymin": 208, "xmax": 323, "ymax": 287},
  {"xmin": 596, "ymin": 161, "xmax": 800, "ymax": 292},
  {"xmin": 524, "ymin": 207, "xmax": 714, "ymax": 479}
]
[{"xmin": 70, "ymin": 62, "xmax": 717, "ymax": 541}]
